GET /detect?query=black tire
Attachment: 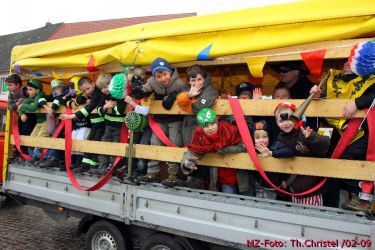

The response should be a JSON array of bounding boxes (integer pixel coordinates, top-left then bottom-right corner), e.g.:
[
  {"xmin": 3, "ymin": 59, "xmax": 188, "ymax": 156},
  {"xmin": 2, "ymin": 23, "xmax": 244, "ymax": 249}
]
[
  {"xmin": 141, "ymin": 233, "xmax": 184, "ymax": 250},
  {"xmin": 86, "ymin": 220, "xmax": 126, "ymax": 250}
]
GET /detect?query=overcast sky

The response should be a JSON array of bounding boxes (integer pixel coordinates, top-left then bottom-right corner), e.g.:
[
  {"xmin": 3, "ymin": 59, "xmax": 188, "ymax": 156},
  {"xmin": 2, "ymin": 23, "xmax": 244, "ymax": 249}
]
[{"xmin": 0, "ymin": 0, "xmax": 294, "ymax": 36}]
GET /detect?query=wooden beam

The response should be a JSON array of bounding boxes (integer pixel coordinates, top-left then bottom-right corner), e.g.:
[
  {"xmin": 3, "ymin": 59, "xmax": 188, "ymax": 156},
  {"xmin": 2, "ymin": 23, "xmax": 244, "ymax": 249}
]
[
  {"xmin": 11, "ymin": 136, "xmax": 128, "ymax": 156},
  {"xmin": 11, "ymin": 136, "xmax": 375, "ymax": 181},
  {"xmin": 174, "ymin": 38, "xmax": 372, "ymax": 67},
  {"xmin": 32, "ymin": 99, "xmax": 366, "ymax": 118}
]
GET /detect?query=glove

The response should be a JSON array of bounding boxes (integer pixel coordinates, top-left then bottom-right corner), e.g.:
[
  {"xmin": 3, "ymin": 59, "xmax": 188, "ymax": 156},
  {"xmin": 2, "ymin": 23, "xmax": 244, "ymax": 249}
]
[
  {"xmin": 131, "ymin": 75, "xmax": 144, "ymax": 99},
  {"xmin": 181, "ymin": 160, "xmax": 198, "ymax": 175},
  {"xmin": 162, "ymin": 92, "xmax": 178, "ymax": 110},
  {"xmin": 217, "ymin": 144, "xmax": 246, "ymax": 155}
]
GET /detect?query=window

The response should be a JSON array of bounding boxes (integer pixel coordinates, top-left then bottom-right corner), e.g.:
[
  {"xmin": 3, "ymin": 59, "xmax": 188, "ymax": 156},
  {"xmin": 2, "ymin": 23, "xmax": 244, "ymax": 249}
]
[{"xmin": 0, "ymin": 77, "xmax": 7, "ymax": 93}]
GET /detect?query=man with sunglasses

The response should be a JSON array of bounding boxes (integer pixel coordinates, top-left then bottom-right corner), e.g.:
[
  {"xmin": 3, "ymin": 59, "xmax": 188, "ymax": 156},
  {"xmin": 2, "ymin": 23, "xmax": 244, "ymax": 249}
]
[{"xmin": 274, "ymin": 61, "xmax": 312, "ymax": 99}]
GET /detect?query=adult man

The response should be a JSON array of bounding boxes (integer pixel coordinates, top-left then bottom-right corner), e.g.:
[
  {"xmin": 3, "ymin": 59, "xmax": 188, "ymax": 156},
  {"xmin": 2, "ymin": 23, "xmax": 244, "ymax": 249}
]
[{"xmin": 274, "ymin": 61, "xmax": 312, "ymax": 99}]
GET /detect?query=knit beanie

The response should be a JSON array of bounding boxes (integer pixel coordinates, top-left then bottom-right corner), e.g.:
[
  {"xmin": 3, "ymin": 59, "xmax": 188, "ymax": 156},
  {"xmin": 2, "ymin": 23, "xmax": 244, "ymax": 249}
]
[
  {"xmin": 51, "ymin": 79, "xmax": 65, "ymax": 90},
  {"xmin": 150, "ymin": 58, "xmax": 174, "ymax": 76}
]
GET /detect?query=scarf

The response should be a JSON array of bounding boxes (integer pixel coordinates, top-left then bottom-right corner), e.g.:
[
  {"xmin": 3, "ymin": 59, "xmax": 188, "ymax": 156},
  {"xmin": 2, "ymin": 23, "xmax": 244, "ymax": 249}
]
[{"xmin": 187, "ymin": 121, "xmax": 242, "ymax": 154}]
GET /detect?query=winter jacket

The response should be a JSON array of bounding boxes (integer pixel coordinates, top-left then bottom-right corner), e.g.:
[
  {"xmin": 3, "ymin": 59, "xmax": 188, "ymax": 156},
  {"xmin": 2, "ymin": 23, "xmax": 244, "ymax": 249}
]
[
  {"xmin": 177, "ymin": 74, "xmax": 219, "ymax": 145},
  {"xmin": 97, "ymin": 95, "xmax": 126, "ymax": 129},
  {"xmin": 8, "ymin": 88, "xmax": 26, "ymax": 112},
  {"xmin": 273, "ymin": 128, "xmax": 330, "ymax": 195},
  {"xmin": 74, "ymin": 87, "xmax": 105, "ymax": 128},
  {"xmin": 19, "ymin": 91, "xmax": 47, "ymax": 123},
  {"xmin": 142, "ymin": 70, "xmax": 186, "ymax": 123}
]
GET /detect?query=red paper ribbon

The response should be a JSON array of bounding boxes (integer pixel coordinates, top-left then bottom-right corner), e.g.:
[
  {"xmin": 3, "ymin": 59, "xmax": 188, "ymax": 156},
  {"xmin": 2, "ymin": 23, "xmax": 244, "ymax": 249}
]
[
  {"xmin": 39, "ymin": 120, "xmax": 65, "ymax": 160},
  {"xmin": 64, "ymin": 108, "xmax": 128, "ymax": 191},
  {"xmin": 11, "ymin": 112, "xmax": 31, "ymax": 160},
  {"xmin": 148, "ymin": 115, "xmax": 177, "ymax": 147}
]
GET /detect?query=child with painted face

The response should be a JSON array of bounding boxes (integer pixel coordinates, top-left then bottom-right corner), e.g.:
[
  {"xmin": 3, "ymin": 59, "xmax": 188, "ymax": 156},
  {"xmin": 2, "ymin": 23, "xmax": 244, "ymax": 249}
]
[
  {"xmin": 256, "ymin": 102, "xmax": 330, "ymax": 206},
  {"xmin": 181, "ymin": 108, "xmax": 246, "ymax": 193}
]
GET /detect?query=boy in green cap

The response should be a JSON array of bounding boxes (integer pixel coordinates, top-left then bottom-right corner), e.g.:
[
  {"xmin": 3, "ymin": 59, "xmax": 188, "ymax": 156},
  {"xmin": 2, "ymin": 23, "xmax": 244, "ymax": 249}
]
[
  {"xmin": 180, "ymin": 108, "xmax": 245, "ymax": 191},
  {"xmin": 18, "ymin": 79, "xmax": 49, "ymax": 163}
]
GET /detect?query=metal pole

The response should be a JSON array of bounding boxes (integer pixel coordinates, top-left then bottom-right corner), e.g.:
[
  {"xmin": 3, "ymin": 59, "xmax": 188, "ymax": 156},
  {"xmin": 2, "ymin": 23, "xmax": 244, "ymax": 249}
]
[{"xmin": 127, "ymin": 131, "xmax": 133, "ymax": 179}]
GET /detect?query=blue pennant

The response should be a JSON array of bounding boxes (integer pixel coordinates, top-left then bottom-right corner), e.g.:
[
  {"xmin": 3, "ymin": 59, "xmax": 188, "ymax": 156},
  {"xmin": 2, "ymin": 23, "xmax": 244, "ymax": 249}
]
[{"xmin": 197, "ymin": 44, "xmax": 214, "ymax": 61}]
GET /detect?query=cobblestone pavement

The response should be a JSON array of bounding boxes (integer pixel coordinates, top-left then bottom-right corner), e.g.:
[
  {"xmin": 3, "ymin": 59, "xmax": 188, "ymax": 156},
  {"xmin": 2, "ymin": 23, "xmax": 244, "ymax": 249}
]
[{"xmin": 0, "ymin": 199, "xmax": 86, "ymax": 250}]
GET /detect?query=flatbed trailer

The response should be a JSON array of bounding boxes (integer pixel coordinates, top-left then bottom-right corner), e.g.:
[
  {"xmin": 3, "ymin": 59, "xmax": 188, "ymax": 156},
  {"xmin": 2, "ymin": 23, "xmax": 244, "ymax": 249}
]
[
  {"xmin": 3, "ymin": 1, "xmax": 375, "ymax": 249},
  {"xmin": 3, "ymin": 164, "xmax": 375, "ymax": 250}
]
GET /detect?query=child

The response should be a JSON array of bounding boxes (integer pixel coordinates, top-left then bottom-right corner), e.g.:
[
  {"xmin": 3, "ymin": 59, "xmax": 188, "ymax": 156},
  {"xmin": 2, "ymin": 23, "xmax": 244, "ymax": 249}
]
[
  {"xmin": 36, "ymin": 79, "xmax": 67, "ymax": 169},
  {"xmin": 124, "ymin": 73, "xmax": 152, "ymax": 181},
  {"xmin": 175, "ymin": 65, "xmax": 219, "ymax": 188},
  {"xmin": 5, "ymin": 74, "xmax": 36, "ymax": 160},
  {"xmin": 60, "ymin": 77, "xmax": 105, "ymax": 173},
  {"xmin": 63, "ymin": 76, "xmax": 91, "ymax": 170},
  {"xmin": 272, "ymin": 82, "xmax": 291, "ymax": 99},
  {"xmin": 311, "ymin": 61, "xmax": 375, "ymax": 211},
  {"xmin": 94, "ymin": 73, "xmax": 127, "ymax": 175},
  {"xmin": 255, "ymin": 102, "xmax": 330, "ymax": 206},
  {"xmin": 132, "ymin": 58, "xmax": 186, "ymax": 187},
  {"xmin": 220, "ymin": 82, "xmax": 257, "ymax": 194},
  {"xmin": 181, "ymin": 108, "xmax": 245, "ymax": 193},
  {"xmin": 18, "ymin": 79, "xmax": 50, "ymax": 163}
]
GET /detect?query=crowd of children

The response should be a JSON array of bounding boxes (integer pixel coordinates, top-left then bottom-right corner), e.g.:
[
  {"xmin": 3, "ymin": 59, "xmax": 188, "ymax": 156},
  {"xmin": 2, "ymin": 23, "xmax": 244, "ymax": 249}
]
[{"xmin": 5, "ymin": 57, "xmax": 375, "ymax": 213}]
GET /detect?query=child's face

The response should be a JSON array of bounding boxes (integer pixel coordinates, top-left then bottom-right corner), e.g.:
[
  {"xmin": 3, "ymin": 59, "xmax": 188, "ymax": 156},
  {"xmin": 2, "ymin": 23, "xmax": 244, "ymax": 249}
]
[
  {"xmin": 276, "ymin": 109, "xmax": 295, "ymax": 133},
  {"xmin": 155, "ymin": 70, "xmax": 171, "ymax": 86},
  {"xmin": 79, "ymin": 82, "xmax": 95, "ymax": 96},
  {"xmin": 189, "ymin": 73, "xmax": 205, "ymax": 86},
  {"xmin": 27, "ymin": 86, "xmax": 39, "ymax": 97},
  {"xmin": 100, "ymin": 85, "xmax": 109, "ymax": 95},
  {"xmin": 273, "ymin": 88, "xmax": 290, "ymax": 99},
  {"xmin": 53, "ymin": 86, "xmax": 65, "ymax": 96},
  {"xmin": 254, "ymin": 130, "xmax": 269, "ymax": 147},
  {"xmin": 7, "ymin": 82, "xmax": 20, "ymax": 93},
  {"xmin": 202, "ymin": 122, "xmax": 218, "ymax": 136},
  {"xmin": 239, "ymin": 91, "xmax": 252, "ymax": 99}
]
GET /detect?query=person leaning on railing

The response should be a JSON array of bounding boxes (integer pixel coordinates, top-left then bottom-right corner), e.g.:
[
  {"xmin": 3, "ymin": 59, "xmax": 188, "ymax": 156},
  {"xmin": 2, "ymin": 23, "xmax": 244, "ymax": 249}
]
[
  {"xmin": 5, "ymin": 74, "xmax": 37, "ymax": 162},
  {"xmin": 132, "ymin": 58, "xmax": 187, "ymax": 187},
  {"xmin": 175, "ymin": 64, "xmax": 219, "ymax": 189},
  {"xmin": 310, "ymin": 61, "xmax": 375, "ymax": 212},
  {"xmin": 18, "ymin": 79, "xmax": 50, "ymax": 164}
]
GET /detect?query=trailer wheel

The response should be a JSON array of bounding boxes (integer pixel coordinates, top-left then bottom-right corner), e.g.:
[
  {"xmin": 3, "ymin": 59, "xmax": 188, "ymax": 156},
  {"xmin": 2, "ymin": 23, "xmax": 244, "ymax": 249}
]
[
  {"xmin": 86, "ymin": 220, "xmax": 126, "ymax": 250},
  {"xmin": 141, "ymin": 233, "xmax": 184, "ymax": 250}
]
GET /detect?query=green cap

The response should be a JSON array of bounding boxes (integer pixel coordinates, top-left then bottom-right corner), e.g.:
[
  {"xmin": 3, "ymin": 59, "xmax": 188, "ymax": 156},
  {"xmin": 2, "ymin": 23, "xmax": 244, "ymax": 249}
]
[
  {"xmin": 27, "ymin": 79, "xmax": 42, "ymax": 90},
  {"xmin": 196, "ymin": 108, "xmax": 217, "ymax": 127}
]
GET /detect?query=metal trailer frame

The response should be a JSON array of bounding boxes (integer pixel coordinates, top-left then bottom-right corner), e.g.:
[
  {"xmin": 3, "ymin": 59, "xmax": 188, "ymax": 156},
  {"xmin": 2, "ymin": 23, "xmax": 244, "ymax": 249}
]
[{"xmin": 3, "ymin": 164, "xmax": 375, "ymax": 250}]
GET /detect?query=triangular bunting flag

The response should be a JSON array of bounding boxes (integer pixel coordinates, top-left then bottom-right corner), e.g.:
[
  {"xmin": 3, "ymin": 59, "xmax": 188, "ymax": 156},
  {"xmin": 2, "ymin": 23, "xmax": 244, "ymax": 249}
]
[
  {"xmin": 87, "ymin": 55, "xmax": 99, "ymax": 72},
  {"xmin": 52, "ymin": 71, "xmax": 73, "ymax": 80},
  {"xmin": 246, "ymin": 57, "xmax": 267, "ymax": 78},
  {"xmin": 300, "ymin": 49, "xmax": 326, "ymax": 76}
]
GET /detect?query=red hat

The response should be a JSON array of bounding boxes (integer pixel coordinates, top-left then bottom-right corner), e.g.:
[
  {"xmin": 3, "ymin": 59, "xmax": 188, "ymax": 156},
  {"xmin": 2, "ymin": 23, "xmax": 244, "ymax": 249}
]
[{"xmin": 274, "ymin": 102, "xmax": 297, "ymax": 114}]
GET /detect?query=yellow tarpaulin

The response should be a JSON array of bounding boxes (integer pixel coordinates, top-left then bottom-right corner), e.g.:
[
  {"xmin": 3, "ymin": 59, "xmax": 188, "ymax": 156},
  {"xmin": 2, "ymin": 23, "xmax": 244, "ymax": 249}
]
[{"xmin": 10, "ymin": 0, "xmax": 375, "ymax": 72}]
